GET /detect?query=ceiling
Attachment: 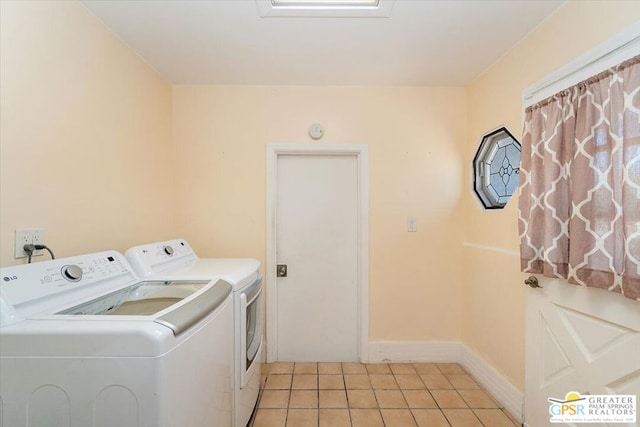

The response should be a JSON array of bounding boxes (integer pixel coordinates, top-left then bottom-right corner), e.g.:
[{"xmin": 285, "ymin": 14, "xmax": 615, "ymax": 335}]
[{"xmin": 80, "ymin": 0, "xmax": 564, "ymax": 86}]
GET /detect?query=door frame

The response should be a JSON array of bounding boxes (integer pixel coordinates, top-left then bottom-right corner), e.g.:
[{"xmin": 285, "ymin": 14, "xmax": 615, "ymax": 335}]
[{"xmin": 266, "ymin": 144, "xmax": 369, "ymax": 363}]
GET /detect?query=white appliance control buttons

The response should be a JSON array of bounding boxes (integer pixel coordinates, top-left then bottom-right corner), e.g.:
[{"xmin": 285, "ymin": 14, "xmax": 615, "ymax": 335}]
[
  {"xmin": 61, "ymin": 265, "xmax": 83, "ymax": 282},
  {"xmin": 164, "ymin": 246, "xmax": 174, "ymax": 256}
]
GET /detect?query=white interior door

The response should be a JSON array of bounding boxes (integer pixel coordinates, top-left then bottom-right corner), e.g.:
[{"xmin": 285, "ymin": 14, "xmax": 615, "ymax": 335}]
[
  {"xmin": 276, "ymin": 154, "xmax": 359, "ymax": 362},
  {"xmin": 525, "ymin": 280, "xmax": 640, "ymax": 427}
]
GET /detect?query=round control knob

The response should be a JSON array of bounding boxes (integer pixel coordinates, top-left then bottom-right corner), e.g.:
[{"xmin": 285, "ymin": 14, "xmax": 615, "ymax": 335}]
[
  {"xmin": 163, "ymin": 246, "xmax": 174, "ymax": 256},
  {"xmin": 61, "ymin": 265, "xmax": 83, "ymax": 282}
]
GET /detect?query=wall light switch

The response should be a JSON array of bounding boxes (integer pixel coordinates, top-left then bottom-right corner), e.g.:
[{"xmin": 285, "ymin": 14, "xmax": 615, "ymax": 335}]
[{"xmin": 407, "ymin": 217, "xmax": 417, "ymax": 232}]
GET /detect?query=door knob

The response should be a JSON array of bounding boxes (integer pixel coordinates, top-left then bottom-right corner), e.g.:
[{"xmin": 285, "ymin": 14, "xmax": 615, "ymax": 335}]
[
  {"xmin": 524, "ymin": 276, "xmax": 542, "ymax": 289},
  {"xmin": 277, "ymin": 264, "xmax": 287, "ymax": 277}
]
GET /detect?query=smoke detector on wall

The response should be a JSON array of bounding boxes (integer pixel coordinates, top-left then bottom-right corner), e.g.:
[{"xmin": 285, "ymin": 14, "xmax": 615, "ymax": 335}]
[{"xmin": 309, "ymin": 123, "xmax": 325, "ymax": 140}]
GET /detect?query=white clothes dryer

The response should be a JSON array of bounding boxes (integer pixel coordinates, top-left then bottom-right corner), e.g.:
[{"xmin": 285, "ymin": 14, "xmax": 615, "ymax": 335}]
[
  {"xmin": 0, "ymin": 251, "xmax": 233, "ymax": 427},
  {"xmin": 125, "ymin": 239, "xmax": 263, "ymax": 427}
]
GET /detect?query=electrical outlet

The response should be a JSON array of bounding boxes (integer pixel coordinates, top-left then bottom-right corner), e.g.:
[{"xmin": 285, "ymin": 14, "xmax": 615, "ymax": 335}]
[
  {"xmin": 14, "ymin": 229, "xmax": 46, "ymax": 259},
  {"xmin": 31, "ymin": 229, "xmax": 46, "ymax": 257},
  {"xmin": 14, "ymin": 230, "xmax": 31, "ymax": 258},
  {"xmin": 31, "ymin": 229, "xmax": 45, "ymax": 246}
]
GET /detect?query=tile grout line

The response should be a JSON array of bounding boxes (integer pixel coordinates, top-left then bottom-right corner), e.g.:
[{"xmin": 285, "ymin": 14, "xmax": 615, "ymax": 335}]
[
  {"xmin": 341, "ymin": 367, "xmax": 355, "ymax": 427},
  {"xmin": 258, "ymin": 363, "xmax": 516, "ymax": 427}
]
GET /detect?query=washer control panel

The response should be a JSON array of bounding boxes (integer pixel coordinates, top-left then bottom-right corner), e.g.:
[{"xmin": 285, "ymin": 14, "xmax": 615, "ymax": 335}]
[
  {"xmin": 61, "ymin": 265, "xmax": 83, "ymax": 282},
  {"xmin": 125, "ymin": 239, "xmax": 196, "ymax": 277},
  {"xmin": 0, "ymin": 251, "xmax": 134, "ymax": 310}
]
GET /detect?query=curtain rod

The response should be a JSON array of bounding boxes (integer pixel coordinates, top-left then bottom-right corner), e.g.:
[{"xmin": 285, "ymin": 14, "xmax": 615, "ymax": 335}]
[
  {"xmin": 525, "ymin": 37, "xmax": 639, "ymax": 100},
  {"xmin": 523, "ymin": 22, "xmax": 640, "ymax": 106}
]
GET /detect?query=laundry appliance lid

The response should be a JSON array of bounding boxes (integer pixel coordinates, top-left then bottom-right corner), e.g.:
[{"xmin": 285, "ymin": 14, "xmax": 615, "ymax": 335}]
[
  {"xmin": 1, "ymin": 278, "xmax": 232, "ymax": 357},
  {"xmin": 59, "ymin": 279, "xmax": 211, "ymax": 316},
  {"xmin": 58, "ymin": 278, "xmax": 231, "ymax": 336}
]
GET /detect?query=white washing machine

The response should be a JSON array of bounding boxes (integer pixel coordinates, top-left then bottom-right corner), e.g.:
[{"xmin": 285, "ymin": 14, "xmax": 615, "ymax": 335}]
[
  {"xmin": 125, "ymin": 239, "xmax": 263, "ymax": 427},
  {"xmin": 0, "ymin": 251, "xmax": 233, "ymax": 427}
]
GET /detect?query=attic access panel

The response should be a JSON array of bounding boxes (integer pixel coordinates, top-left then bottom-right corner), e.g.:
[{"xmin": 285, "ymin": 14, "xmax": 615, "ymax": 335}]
[{"xmin": 473, "ymin": 127, "xmax": 521, "ymax": 209}]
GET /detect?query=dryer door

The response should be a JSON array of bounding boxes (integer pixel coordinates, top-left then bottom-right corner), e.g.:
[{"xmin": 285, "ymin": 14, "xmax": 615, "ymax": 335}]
[{"xmin": 241, "ymin": 277, "xmax": 263, "ymax": 388}]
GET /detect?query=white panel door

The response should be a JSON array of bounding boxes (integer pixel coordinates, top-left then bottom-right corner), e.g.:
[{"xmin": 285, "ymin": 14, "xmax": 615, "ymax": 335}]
[
  {"xmin": 276, "ymin": 154, "xmax": 359, "ymax": 362},
  {"xmin": 525, "ymin": 280, "xmax": 640, "ymax": 427}
]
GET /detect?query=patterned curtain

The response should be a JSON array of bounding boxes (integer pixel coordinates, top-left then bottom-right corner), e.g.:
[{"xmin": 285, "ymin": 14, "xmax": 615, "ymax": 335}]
[{"xmin": 519, "ymin": 55, "xmax": 640, "ymax": 300}]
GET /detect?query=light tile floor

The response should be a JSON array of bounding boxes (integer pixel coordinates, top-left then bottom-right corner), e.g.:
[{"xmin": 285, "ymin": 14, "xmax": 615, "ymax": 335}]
[{"xmin": 252, "ymin": 362, "xmax": 519, "ymax": 427}]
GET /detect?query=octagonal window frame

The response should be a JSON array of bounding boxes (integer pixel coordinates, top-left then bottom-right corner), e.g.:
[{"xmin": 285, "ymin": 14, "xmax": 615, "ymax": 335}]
[{"xmin": 473, "ymin": 127, "xmax": 521, "ymax": 210}]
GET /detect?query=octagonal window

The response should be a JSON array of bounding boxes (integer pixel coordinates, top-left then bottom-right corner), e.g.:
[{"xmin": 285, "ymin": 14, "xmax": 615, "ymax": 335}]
[{"xmin": 473, "ymin": 127, "xmax": 521, "ymax": 209}]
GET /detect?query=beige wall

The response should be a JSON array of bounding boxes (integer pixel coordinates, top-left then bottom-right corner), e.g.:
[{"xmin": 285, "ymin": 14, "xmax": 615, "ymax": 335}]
[
  {"xmin": 0, "ymin": 1, "xmax": 174, "ymax": 265},
  {"xmin": 462, "ymin": 0, "xmax": 640, "ymax": 391},
  {"xmin": 172, "ymin": 86, "xmax": 467, "ymax": 341},
  {"xmin": 2, "ymin": 0, "xmax": 637, "ymax": 395}
]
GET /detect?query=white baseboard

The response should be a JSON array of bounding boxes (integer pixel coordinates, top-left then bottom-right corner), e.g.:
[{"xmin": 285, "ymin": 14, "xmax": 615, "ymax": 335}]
[
  {"xmin": 368, "ymin": 341, "xmax": 463, "ymax": 363},
  {"xmin": 369, "ymin": 341, "xmax": 523, "ymax": 423},
  {"xmin": 459, "ymin": 344, "xmax": 523, "ymax": 423}
]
